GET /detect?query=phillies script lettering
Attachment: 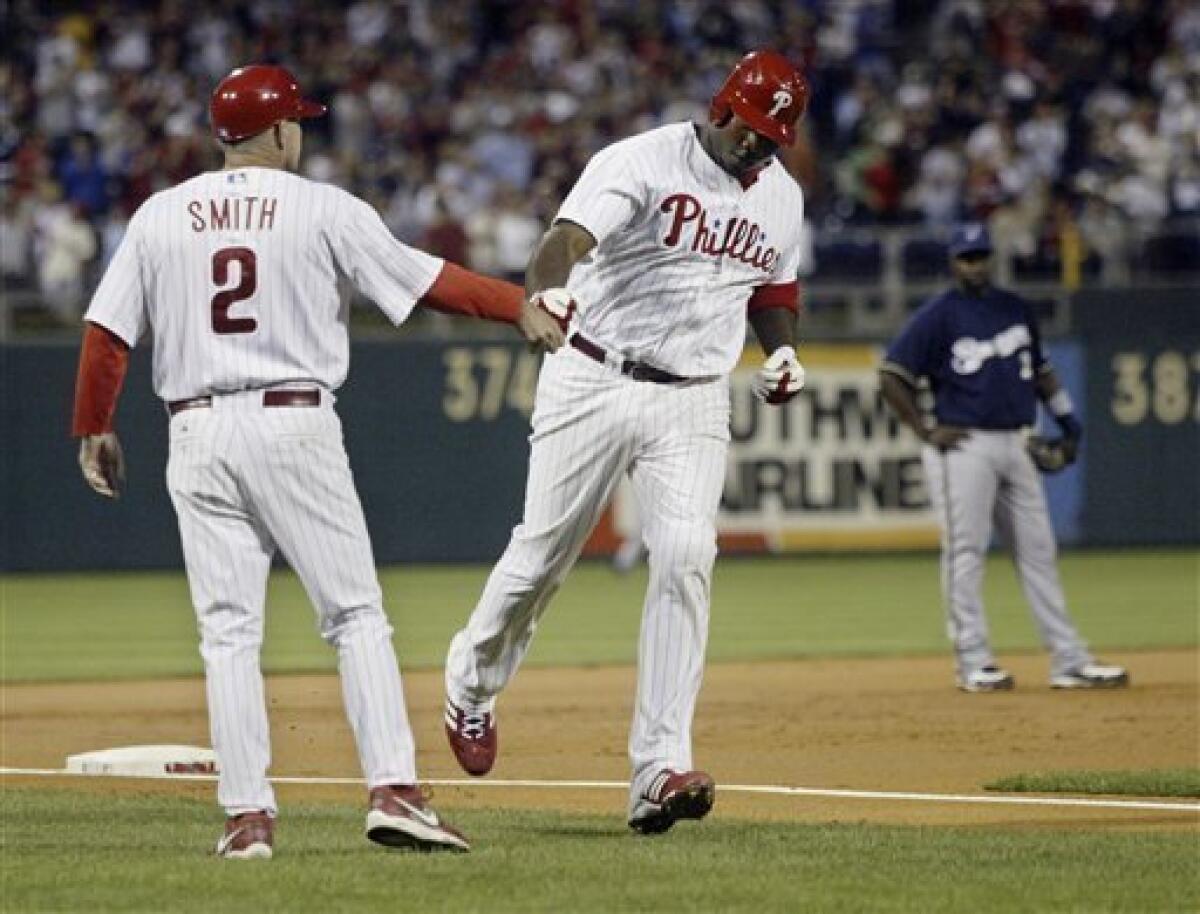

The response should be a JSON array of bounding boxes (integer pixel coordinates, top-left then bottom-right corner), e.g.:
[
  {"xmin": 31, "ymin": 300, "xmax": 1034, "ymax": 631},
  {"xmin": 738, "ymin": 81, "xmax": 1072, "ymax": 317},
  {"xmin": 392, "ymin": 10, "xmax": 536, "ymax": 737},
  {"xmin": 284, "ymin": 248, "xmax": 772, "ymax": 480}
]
[{"xmin": 659, "ymin": 193, "xmax": 779, "ymax": 272}]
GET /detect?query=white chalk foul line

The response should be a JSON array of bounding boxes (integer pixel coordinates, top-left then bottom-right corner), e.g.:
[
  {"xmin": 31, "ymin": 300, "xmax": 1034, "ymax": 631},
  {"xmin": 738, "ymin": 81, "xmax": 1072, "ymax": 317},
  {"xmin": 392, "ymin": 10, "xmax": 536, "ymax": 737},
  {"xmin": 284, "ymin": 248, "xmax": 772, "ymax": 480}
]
[{"xmin": 1, "ymin": 767, "xmax": 1197, "ymax": 813}]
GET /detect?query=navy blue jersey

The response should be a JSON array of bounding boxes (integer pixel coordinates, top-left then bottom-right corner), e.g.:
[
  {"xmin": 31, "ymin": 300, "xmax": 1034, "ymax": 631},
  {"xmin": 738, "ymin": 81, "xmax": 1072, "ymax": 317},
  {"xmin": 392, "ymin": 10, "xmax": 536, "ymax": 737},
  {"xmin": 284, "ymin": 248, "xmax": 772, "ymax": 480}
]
[{"xmin": 882, "ymin": 286, "xmax": 1048, "ymax": 429}]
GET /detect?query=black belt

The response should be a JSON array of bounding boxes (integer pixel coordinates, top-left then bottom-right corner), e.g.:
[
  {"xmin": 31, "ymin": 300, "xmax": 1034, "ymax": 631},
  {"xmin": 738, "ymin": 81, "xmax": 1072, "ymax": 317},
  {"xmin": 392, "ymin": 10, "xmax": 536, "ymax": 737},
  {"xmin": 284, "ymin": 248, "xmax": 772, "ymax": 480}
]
[
  {"xmin": 569, "ymin": 334, "xmax": 686, "ymax": 384},
  {"xmin": 167, "ymin": 389, "xmax": 321, "ymax": 415}
]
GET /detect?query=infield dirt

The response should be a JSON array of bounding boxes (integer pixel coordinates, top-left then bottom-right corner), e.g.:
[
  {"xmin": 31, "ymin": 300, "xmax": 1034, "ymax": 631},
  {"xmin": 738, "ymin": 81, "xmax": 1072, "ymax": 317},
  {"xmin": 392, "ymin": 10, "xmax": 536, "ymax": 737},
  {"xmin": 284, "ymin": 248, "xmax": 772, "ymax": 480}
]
[{"xmin": 4, "ymin": 649, "xmax": 1196, "ymax": 831}]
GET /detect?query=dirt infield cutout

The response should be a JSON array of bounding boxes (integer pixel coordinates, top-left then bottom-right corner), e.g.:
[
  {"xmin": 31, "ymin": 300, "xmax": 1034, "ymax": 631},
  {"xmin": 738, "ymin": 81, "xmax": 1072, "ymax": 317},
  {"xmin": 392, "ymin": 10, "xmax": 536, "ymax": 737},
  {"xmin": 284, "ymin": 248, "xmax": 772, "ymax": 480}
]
[{"xmin": 4, "ymin": 650, "xmax": 1196, "ymax": 831}]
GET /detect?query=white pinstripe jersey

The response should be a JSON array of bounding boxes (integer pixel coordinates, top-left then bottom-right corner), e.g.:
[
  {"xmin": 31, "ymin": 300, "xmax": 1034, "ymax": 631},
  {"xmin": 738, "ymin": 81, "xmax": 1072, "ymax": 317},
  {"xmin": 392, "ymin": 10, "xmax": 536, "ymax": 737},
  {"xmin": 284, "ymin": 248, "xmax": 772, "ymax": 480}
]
[
  {"xmin": 85, "ymin": 167, "xmax": 443, "ymax": 401},
  {"xmin": 556, "ymin": 121, "xmax": 805, "ymax": 376}
]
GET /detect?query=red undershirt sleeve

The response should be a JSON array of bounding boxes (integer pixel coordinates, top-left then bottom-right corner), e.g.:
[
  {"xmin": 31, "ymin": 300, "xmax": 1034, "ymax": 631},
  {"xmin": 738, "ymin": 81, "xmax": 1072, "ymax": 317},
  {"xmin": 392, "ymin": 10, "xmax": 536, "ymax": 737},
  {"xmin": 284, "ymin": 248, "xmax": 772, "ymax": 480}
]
[
  {"xmin": 420, "ymin": 262, "xmax": 523, "ymax": 323},
  {"xmin": 72, "ymin": 322, "xmax": 130, "ymax": 437},
  {"xmin": 746, "ymin": 280, "xmax": 801, "ymax": 315}
]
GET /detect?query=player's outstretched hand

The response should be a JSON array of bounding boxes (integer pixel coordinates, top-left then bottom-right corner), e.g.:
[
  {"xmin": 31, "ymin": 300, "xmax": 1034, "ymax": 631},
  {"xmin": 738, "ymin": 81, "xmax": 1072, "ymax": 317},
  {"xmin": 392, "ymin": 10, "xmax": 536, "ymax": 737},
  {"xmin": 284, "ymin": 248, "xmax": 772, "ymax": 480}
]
[
  {"xmin": 752, "ymin": 345, "xmax": 806, "ymax": 404},
  {"xmin": 518, "ymin": 289, "xmax": 572, "ymax": 353},
  {"xmin": 79, "ymin": 432, "xmax": 126, "ymax": 498},
  {"xmin": 924, "ymin": 425, "xmax": 969, "ymax": 451}
]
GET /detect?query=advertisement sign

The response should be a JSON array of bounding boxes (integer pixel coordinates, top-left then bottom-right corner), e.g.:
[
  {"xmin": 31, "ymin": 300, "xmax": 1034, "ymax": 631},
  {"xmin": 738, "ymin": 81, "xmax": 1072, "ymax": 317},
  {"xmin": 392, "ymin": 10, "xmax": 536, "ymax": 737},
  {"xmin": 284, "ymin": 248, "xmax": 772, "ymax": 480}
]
[
  {"xmin": 0, "ymin": 333, "xmax": 1116, "ymax": 572},
  {"xmin": 609, "ymin": 345, "xmax": 940, "ymax": 553}
]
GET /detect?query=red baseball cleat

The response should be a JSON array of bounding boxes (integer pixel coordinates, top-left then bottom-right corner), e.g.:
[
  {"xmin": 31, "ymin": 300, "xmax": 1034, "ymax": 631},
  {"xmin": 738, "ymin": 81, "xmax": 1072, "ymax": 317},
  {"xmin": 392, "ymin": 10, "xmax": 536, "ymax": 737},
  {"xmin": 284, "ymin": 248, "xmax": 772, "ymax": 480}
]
[
  {"xmin": 444, "ymin": 698, "xmax": 497, "ymax": 776},
  {"xmin": 628, "ymin": 769, "xmax": 716, "ymax": 835},
  {"xmin": 365, "ymin": 785, "xmax": 470, "ymax": 852},
  {"xmin": 215, "ymin": 810, "xmax": 274, "ymax": 860}
]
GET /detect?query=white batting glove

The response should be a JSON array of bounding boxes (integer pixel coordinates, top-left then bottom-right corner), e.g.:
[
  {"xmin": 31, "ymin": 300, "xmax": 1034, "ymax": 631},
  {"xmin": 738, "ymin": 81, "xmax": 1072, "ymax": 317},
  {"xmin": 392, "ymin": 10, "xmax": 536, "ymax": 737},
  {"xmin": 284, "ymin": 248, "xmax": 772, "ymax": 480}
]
[
  {"xmin": 531, "ymin": 287, "xmax": 578, "ymax": 333},
  {"xmin": 752, "ymin": 345, "xmax": 806, "ymax": 405},
  {"xmin": 79, "ymin": 432, "xmax": 125, "ymax": 498}
]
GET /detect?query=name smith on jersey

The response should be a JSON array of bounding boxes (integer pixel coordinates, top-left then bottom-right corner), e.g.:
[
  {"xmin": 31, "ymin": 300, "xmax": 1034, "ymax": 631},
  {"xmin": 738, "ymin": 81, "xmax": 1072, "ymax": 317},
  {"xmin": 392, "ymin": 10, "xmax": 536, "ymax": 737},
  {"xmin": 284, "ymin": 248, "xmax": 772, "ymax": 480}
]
[{"xmin": 188, "ymin": 196, "xmax": 278, "ymax": 232}]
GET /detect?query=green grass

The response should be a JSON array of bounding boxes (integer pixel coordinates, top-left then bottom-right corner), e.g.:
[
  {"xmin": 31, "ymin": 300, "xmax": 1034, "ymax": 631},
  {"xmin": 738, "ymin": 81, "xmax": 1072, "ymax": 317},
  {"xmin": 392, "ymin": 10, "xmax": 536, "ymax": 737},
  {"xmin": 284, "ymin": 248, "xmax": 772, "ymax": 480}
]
[
  {"xmin": 1, "ymin": 788, "xmax": 1197, "ymax": 913},
  {"xmin": 2, "ymin": 550, "xmax": 1196, "ymax": 682},
  {"xmin": 987, "ymin": 768, "xmax": 1200, "ymax": 798}
]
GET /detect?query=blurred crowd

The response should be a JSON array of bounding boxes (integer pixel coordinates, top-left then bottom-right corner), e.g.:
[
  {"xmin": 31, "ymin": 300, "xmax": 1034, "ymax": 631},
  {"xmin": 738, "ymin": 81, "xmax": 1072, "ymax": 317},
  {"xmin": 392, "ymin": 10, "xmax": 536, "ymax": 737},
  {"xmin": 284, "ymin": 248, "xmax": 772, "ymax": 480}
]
[{"xmin": 2, "ymin": 0, "xmax": 1198, "ymax": 324}]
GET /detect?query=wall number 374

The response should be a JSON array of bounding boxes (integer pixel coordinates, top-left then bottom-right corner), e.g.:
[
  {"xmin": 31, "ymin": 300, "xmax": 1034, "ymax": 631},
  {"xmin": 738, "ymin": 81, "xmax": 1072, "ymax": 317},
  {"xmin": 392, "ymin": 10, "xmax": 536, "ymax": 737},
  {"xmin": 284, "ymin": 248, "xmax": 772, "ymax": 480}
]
[
  {"xmin": 1110, "ymin": 350, "xmax": 1200, "ymax": 425},
  {"xmin": 442, "ymin": 346, "xmax": 540, "ymax": 422}
]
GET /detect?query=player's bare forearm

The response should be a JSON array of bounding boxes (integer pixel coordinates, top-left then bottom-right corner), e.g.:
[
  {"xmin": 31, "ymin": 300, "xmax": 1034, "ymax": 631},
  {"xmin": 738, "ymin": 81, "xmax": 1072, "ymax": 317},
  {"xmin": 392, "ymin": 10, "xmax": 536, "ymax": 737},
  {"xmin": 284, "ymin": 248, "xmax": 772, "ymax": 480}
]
[
  {"xmin": 1033, "ymin": 364, "xmax": 1081, "ymax": 439},
  {"xmin": 879, "ymin": 370, "xmax": 925, "ymax": 436},
  {"xmin": 518, "ymin": 222, "xmax": 594, "ymax": 353},
  {"xmin": 879, "ymin": 371, "xmax": 966, "ymax": 449},
  {"xmin": 525, "ymin": 220, "xmax": 596, "ymax": 296},
  {"xmin": 748, "ymin": 306, "xmax": 797, "ymax": 355},
  {"xmin": 1034, "ymin": 366, "xmax": 1062, "ymax": 399}
]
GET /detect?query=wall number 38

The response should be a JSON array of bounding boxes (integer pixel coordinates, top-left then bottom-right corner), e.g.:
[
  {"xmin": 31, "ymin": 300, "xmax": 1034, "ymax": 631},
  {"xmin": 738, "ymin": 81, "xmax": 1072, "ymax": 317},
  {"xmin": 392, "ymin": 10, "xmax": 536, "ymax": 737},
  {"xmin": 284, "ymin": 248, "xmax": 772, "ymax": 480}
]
[{"xmin": 1110, "ymin": 350, "xmax": 1200, "ymax": 425}]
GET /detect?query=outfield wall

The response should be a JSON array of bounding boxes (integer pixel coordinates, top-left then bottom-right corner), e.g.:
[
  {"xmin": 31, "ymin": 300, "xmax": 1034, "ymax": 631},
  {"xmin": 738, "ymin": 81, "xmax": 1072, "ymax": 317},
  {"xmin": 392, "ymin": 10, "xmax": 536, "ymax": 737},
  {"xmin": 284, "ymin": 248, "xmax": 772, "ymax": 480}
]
[
  {"xmin": 2, "ymin": 295, "xmax": 1196, "ymax": 571},
  {"xmin": 1074, "ymin": 291, "xmax": 1200, "ymax": 546}
]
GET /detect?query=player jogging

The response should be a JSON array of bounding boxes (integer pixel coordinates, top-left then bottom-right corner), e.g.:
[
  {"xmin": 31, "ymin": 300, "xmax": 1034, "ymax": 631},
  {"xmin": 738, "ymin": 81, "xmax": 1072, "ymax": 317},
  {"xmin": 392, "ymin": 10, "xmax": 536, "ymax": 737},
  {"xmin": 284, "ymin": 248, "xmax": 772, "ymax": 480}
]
[
  {"xmin": 879, "ymin": 224, "xmax": 1128, "ymax": 693},
  {"xmin": 443, "ymin": 50, "xmax": 810, "ymax": 835},
  {"xmin": 71, "ymin": 64, "xmax": 565, "ymax": 858}
]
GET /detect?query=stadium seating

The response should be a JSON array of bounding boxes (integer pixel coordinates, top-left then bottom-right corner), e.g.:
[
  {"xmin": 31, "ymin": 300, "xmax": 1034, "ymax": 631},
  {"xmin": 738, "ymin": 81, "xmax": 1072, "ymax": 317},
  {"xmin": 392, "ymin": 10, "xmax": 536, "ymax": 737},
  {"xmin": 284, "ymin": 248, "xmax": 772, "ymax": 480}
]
[
  {"xmin": 813, "ymin": 239, "xmax": 884, "ymax": 284},
  {"xmin": 1135, "ymin": 232, "xmax": 1200, "ymax": 278}
]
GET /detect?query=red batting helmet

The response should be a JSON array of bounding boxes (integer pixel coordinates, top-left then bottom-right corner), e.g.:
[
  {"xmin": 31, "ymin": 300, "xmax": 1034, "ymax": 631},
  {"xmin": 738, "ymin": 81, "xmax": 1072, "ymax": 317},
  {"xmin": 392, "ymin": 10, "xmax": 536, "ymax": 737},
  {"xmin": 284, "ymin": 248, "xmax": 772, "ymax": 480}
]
[
  {"xmin": 709, "ymin": 51, "xmax": 808, "ymax": 147},
  {"xmin": 209, "ymin": 65, "xmax": 326, "ymax": 144}
]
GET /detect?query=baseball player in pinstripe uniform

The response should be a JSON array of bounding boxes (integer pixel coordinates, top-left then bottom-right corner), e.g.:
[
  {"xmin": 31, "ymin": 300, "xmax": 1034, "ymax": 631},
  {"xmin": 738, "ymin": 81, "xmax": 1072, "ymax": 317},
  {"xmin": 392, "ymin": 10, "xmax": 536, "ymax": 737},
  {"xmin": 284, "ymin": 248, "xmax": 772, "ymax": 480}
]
[
  {"xmin": 71, "ymin": 65, "xmax": 565, "ymax": 859},
  {"xmin": 879, "ymin": 224, "xmax": 1128, "ymax": 693},
  {"xmin": 443, "ymin": 51, "xmax": 810, "ymax": 835}
]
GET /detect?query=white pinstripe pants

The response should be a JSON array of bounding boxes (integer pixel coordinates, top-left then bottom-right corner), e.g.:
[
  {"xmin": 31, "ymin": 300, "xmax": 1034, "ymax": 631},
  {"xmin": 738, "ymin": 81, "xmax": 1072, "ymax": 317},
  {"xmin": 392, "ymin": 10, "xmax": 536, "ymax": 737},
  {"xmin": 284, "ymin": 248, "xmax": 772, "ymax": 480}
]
[
  {"xmin": 446, "ymin": 347, "xmax": 730, "ymax": 803},
  {"xmin": 166, "ymin": 389, "xmax": 418, "ymax": 816}
]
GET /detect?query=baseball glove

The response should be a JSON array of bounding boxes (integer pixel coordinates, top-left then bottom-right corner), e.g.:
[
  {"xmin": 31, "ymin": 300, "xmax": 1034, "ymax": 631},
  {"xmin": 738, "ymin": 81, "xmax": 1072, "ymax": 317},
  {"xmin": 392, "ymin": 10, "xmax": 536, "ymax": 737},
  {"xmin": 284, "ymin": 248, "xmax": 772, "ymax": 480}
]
[{"xmin": 1026, "ymin": 435, "xmax": 1078, "ymax": 473}]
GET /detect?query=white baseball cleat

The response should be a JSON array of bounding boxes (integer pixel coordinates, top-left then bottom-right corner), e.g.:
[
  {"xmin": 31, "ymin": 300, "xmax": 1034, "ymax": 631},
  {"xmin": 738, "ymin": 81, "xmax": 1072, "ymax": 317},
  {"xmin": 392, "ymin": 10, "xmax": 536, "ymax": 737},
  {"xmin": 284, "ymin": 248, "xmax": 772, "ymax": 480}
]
[
  {"xmin": 957, "ymin": 664, "xmax": 1015, "ymax": 692},
  {"xmin": 1050, "ymin": 662, "xmax": 1129, "ymax": 689}
]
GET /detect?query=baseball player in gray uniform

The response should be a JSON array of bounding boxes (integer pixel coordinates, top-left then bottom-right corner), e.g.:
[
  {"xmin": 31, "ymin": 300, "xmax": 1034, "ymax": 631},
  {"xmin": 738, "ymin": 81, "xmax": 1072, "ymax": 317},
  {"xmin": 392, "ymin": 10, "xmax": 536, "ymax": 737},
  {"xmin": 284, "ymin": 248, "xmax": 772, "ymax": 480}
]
[
  {"xmin": 443, "ymin": 51, "xmax": 811, "ymax": 834},
  {"xmin": 72, "ymin": 64, "xmax": 565, "ymax": 858},
  {"xmin": 879, "ymin": 224, "xmax": 1128, "ymax": 692}
]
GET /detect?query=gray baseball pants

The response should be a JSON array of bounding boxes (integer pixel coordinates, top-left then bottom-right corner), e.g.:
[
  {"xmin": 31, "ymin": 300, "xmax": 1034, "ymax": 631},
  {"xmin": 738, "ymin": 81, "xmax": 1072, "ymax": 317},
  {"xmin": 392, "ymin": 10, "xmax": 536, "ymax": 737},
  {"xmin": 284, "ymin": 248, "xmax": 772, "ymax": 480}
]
[{"xmin": 920, "ymin": 430, "xmax": 1093, "ymax": 679}]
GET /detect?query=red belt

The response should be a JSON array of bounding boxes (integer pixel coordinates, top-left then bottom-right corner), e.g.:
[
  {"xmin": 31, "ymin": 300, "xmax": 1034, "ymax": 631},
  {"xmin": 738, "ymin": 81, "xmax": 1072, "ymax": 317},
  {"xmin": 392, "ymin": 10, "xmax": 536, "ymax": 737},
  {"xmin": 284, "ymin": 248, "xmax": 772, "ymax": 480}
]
[
  {"xmin": 167, "ymin": 389, "xmax": 321, "ymax": 415},
  {"xmin": 569, "ymin": 334, "xmax": 685, "ymax": 384}
]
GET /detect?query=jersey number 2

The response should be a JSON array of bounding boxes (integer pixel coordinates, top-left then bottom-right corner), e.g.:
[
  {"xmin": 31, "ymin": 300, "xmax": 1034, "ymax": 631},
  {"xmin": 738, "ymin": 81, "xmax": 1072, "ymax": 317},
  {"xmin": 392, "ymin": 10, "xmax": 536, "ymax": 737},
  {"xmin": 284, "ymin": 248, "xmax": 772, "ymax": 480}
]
[{"xmin": 211, "ymin": 247, "xmax": 258, "ymax": 334}]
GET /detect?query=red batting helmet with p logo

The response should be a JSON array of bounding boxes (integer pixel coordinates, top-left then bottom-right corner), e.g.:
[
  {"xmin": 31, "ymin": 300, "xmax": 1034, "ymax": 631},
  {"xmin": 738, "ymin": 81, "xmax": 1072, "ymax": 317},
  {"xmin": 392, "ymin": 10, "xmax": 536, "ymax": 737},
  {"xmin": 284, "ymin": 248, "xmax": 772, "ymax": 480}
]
[
  {"xmin": 209, "ymin": 65, "xmax": 327, "ymax": 144},
  {"xmin": 709, "ymin": 51, "xmax": 808, "ymax": 147}
]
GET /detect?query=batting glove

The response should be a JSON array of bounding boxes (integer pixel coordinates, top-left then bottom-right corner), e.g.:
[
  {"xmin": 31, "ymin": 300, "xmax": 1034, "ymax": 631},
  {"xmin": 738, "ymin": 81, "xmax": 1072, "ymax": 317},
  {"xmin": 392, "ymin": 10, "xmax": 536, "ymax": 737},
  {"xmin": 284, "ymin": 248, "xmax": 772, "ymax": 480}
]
[
  {"xmin": 532, "ymin": 288, "xmax": 578, "ymax": 333},
  {"xmin": 79, "ymin": 432, "xmax": 125, "ymax": 498},
  {"xmin": 752, "ymin": 345, "xmax": 806, "ymax": 404}
]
